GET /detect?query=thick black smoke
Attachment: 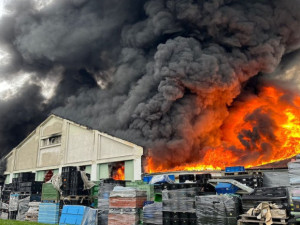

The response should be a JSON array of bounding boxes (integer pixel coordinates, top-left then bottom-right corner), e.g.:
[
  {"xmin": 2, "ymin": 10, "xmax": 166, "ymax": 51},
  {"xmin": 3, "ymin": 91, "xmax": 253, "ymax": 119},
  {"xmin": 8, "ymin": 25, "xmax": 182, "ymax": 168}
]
[{"xmin": 0, "ymin": 0, "xmax": 300, "ymax": 170}]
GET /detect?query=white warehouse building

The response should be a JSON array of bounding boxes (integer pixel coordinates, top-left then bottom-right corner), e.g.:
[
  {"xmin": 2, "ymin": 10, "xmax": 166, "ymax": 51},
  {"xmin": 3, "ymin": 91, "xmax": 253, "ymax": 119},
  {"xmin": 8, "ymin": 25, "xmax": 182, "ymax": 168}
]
[{"xmin": 3, "ymin": 114, "xmax": 144, "ymax": 183}]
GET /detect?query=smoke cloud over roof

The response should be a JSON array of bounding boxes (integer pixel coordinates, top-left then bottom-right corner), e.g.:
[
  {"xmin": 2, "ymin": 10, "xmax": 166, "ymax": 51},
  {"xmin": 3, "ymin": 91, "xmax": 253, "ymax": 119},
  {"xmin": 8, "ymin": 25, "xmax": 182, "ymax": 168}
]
[{"xmin": 0, "ymin": 0, "xmax": 300, "ymax": 169}]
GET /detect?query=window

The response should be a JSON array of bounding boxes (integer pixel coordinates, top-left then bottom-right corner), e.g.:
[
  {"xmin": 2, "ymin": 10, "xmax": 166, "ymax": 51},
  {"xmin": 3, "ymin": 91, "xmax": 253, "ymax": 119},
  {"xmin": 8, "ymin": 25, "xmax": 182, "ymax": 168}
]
[{"xmin": 41, "ymin": 135, "xmax": 61, "ymax": 147}]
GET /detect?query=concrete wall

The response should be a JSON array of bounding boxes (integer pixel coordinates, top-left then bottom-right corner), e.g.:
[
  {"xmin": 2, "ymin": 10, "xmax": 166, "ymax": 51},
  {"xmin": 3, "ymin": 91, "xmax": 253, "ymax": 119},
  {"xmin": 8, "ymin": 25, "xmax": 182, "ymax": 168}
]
[
  {"xmin": 65, "ymin": 123, "xmax": 94, "ymax": 164},
  {"xmin": 14, "ymin": 131, "xmax": 39, "ymax": 171}
]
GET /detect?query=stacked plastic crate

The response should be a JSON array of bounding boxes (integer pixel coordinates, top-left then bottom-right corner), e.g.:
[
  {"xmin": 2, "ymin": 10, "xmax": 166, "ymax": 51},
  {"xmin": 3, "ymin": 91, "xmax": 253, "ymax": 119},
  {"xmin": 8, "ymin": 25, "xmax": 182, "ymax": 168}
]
[
  {"xmin": 90, "ymin": 182, "xmax": 99, "ymax": 208},
  {"xmin": 126, "ymin": 181, "xmax": 155, "ymax": 201},
  {"xmin": 195, "ymin": 195, "xmax": 241, "ymax": 225},
  {"xmin": 98, "ymin": 179, "xmax": 125, "ymax": 225},
  {"xmin": 41, "ymin": 183, "xmax": 60, "ymax": 202},
  {"xmin": 62, "ymin": 166, "xmax": 77, "ymax": 196},
  {"xmin": 108, "ymin": 187, "xmax": 147, "ymax": 225},
  {"xmin": 241, "ymin": 187, "xmax": 289, "ymax": 213},
  {"xmin": 143, "ymin": 202, "xmax": 163, "ymax": 225},
  {"xmin": 59, "ymin": 205, "xmax": 87, "ymax": 224},
  {"xmin": 162, "ymin": 184, "xmax": 202, "ymax": 225},
  {"xmin": 8, "ymin": 193, "xmax": 19, "ymax": 220},
  {"xmin": 38, "ymin": 202, "xmax": 60, "ymax": 224},
  {"xmin": 288, "ymin": 159, "xmax": 300, "ymax": 222}
]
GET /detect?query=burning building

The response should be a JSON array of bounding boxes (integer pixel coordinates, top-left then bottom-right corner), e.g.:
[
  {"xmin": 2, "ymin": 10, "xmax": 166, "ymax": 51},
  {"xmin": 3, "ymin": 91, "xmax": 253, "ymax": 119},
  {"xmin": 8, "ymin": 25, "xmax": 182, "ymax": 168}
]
[{"xmin": 2, "ymin": 114, "xmax": 143, "ymax": 184}]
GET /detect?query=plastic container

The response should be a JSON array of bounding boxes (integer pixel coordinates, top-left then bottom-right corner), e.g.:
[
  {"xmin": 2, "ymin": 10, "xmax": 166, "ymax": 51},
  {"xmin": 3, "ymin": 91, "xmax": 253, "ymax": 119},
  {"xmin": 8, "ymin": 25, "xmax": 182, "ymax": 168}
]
[
  {"xmin": 225, "ymin": 166, "xmax": 245, "ymax": 173},
  {"xmin": 154, "ymin": 193, "xmax": 162, "ymax": 202},
  {"xmin": 143, "ymin": 176, "xmax": 153, "ymax": 183},
  {"xmin": 215, "ymin": 183, "xmax": 239, "ymax": 194}
]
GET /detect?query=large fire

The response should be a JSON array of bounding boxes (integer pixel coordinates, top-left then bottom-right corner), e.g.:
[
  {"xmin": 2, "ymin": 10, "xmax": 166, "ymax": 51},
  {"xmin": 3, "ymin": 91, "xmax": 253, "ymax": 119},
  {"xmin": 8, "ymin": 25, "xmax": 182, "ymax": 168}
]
[
  {"xmin": 147, "ymin": 84, "xmax": 300, "ymax": 173},
  {"xmin": 112, "ymin": 165, "xmax": 125, "ymax": 180}
]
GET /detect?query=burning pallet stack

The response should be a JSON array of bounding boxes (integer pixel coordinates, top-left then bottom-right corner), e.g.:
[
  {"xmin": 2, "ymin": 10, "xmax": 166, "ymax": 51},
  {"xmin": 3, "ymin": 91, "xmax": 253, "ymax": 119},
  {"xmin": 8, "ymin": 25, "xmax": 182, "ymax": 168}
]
[{"xmin": 108, "ymin": 186, "xmax": 147, "ymax": 225}]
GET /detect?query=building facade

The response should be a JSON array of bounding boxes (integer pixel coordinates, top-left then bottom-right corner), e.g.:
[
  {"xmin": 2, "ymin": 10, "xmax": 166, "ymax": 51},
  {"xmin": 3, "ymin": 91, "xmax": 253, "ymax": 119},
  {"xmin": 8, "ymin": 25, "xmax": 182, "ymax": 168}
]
[{"xmin": 4, "ymin": 115, "xmax": 143, "ymax": 183}]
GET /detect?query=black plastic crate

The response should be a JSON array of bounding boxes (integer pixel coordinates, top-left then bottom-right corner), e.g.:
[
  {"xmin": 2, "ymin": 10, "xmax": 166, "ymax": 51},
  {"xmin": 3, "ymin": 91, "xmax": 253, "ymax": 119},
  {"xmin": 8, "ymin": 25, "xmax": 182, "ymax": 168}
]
[
  {"xmin": 164, "ymin": 183, "xmax": 203, "ymax": 190},
  {"xmin": 19, "ymin": 181, "xmax": 43, "ymax": 193},
  {"xmin": 18, "ymin": 172, "xmax": 35, "ymax": 182},
  {"xmin": 179, "ymin": 174, "xmax": 195, "ymax": 183},
  {"xmin": 8, "ymin": 211, "xmax": 17, "ymax": 220},
  {"xmin": 101, "ymin": 178, "xmax": 126, "ymax": 186},
  {"xmin": 242, "ymin": 187, "xmax": 288, "ymax": 200},
  {"xmin": 62, "ymin": 166, "xmax": 77, "ymax": 173},
  {"xmin": 195, "ymin": 174, "xmax": 212, "ymax": 183}
]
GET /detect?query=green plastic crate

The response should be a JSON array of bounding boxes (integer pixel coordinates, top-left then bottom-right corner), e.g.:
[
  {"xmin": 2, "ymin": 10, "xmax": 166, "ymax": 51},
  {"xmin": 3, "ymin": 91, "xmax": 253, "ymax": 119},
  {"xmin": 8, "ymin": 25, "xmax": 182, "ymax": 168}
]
[
  {"xmin": 126, "ymin": 181, "xmax": 154, "ymax": 201},
  {"xmin": 90, "ymin": 185, "xmax": 99, "ymax": 197},
  {"xmin": 41, "ymin": 183, "xmax": 60, "ymax": 201}
]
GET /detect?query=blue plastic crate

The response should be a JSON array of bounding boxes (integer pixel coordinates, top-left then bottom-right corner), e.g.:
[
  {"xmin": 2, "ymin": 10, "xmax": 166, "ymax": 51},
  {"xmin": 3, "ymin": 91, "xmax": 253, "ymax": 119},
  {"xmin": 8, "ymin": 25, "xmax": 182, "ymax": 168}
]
[
  {"xmin": 38, "ymin": 203, "xmax": 60, "ymax": 224},
  {"xmin": 59, "ymin": 205, "xmax": 88, "ymax": 225},
  {"xmin": 225, "ymin": 166, "xmax": 245, "ymax": 173},
  {"xmin": 143, "ymin": 176, "xmax": 153, "ymax": 183},
  {"xmin": 168, "ymin": 175, "xmax": 175, "ymax": 181},
  {"xmin": 216, "ymin": 182, "xmax": 239, "ymax": 194}
]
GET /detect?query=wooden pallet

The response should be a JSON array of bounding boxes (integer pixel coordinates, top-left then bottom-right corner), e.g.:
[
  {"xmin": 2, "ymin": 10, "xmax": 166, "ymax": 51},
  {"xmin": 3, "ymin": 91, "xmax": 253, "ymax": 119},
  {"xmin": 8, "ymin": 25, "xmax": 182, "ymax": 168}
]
[{"xmin": 238, "ymin": 214, "xmax": 288, "ymax": 225}]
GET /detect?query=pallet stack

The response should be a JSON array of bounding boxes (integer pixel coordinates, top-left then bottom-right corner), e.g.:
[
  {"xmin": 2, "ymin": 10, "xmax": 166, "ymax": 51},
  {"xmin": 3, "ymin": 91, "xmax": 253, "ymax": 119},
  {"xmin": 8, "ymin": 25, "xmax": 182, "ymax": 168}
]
[
  {"xmin": 288, "ymin": 160, "xmax": 300, "ymax": 222},
  {"xmin": 126, "ymin": 180, "xmax": 155, "ymax": 201},
  {"xmin": 61, "ymin": 166, "xmax": 89, "ymax": 197},
  {"xmin": 98, "ymin": 179, "xmax": 125, "ymax": 225},
  {"xmin": 16, "ymin": 196, "xmax": 30, "ymax": 221},
  {"xmin": 25, "ymin": 202, "xmax": 40, "ymax": 222},
  {"xmin": 41, "ymin": 183, "xmax": 60, "ymax": 203},
  {"xmin": 195, "ymin": 195, "xmax": 241, "ymax": 225},
  {"xmin": 0, "ymin": 202, "xmax": 9, "ymax": 219},
  {"xmin": 38, "ymin": 202, "xmax": 60, "ymax": 224},
  {"xmin": 143, "ymin": 202, "xmax": 163, "ymax": 225},
  {"xmin": 162, "ymin": 184, "xmax": 202, "ymax": 225},
  {"xmin": 108, "ymin": 187, "xmax": 146, "ymax": 225},
  {"xmin": 62, "ymin": 166, "xmax": 77, "ymax": 196},
  {"xmin": 90, "ymin": 181, "xmax": 99, "ymax": 208},
  {"xmin": 238, "ymin": 212, "xmax": 288, "ymax": 225},
  {"xmin": 18, "ymin": 173, "xmax": 35, "ymax": 183},
  {"xmin": 19, "ymin": 181, "xmax": 43, "ymax": 194},
  {"xmin": 241, "ymin": 187, "xmax": 289, "ymax": 213},
  {"xmin": 8, "ymin": 193, "xmax": 19, "ymax": 220}
]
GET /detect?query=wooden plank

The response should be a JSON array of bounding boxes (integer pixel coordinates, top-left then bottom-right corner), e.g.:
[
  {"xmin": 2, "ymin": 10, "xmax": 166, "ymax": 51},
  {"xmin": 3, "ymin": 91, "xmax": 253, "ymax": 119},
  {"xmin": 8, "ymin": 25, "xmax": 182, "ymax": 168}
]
[
  {"xmin": 240, "ymin": 214, "xmax": 288, "ymax": 220},
  {"xmin": 238, "ymin": 219, "xmax": 288, "ymax": 225}
]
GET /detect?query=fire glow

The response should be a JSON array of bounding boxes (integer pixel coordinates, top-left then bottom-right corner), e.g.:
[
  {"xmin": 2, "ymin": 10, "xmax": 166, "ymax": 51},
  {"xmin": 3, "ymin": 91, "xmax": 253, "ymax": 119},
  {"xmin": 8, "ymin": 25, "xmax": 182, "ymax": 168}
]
[
  {"xmin": 147, "ymin": 85, "xmax": 300, "ymax": 173},
  {"xmin": 112, "ymin": 165, "xmax": 125, "ymax": 180}
]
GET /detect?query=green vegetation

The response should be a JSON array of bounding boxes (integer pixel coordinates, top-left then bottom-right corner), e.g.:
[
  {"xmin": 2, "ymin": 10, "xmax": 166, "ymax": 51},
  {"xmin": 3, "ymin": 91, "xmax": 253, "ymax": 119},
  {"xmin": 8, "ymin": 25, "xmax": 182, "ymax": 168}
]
[{"xmin": 0, "ymin": 220, "xmax": 52, "ymax": 225}]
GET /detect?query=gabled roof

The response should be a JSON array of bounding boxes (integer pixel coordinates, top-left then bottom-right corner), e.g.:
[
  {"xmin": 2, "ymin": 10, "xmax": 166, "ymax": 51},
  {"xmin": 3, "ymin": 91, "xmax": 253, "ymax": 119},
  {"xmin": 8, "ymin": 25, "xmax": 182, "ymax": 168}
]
[{"xmin": 4, "ymin": 113, "xmax": 143, "ymax": 159}]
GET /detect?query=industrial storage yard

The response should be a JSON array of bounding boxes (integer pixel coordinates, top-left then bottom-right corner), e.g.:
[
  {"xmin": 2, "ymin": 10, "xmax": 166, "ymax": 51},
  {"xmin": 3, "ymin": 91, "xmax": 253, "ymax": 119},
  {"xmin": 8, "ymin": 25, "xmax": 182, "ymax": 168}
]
[
  {"xmin": 0, "ymin": 158, "xmax": 299, "ymax": 225},
  {"xmin": 0, "ymin": 113, "xmax": 299, "ymax": 224},
  {"xmin": 0, "ymin": 0, "xmax": 300, "ymax": 225}
]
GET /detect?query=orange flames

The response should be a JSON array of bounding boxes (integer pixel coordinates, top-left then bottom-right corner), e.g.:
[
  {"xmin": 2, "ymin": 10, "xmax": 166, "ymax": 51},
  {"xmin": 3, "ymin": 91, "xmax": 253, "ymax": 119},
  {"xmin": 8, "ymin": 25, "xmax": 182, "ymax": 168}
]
[
  {"xmin": 112, "ymin": 165, "xmax": 125, "ymax": 180},
  {"xmin": 147, "ymin": 85, "xmax": 300, "ymax": 173}
]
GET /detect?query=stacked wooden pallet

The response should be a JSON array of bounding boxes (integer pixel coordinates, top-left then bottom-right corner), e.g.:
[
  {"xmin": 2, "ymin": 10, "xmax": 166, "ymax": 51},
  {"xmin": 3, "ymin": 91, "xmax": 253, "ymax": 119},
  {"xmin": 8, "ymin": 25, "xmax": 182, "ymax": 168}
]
[{"xmin": 238, "ymin": 214, "xmax": 289, "ymax": 225}]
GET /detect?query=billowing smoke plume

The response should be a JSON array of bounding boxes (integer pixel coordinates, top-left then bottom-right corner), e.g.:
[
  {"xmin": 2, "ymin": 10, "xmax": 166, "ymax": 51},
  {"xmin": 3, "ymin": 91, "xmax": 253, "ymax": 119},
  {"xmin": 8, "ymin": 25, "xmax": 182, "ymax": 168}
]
[{"xmin": 0, "ymin": 0, "xmax": 300, "ymax": 170}]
